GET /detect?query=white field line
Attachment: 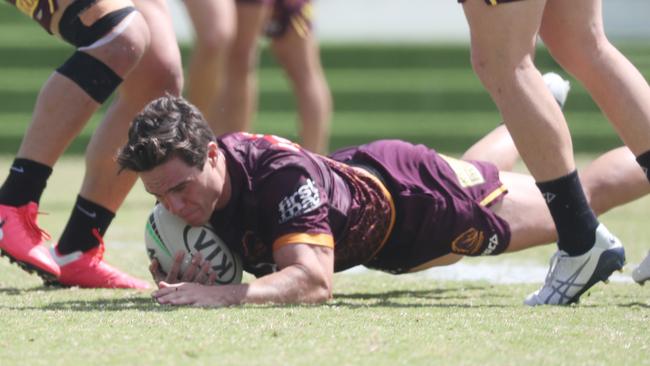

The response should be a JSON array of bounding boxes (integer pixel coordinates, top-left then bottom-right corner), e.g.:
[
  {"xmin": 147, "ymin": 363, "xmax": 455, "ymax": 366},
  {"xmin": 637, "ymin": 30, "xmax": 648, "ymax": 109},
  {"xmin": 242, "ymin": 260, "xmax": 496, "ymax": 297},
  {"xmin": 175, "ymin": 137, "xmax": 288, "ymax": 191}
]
[
  {"xmin": 340, "ymin": 262, "xmax": 634, "ymax": 284},
  {"xmin": 109, "ymin": 241, "xmax": 634, "ymax": 284}
]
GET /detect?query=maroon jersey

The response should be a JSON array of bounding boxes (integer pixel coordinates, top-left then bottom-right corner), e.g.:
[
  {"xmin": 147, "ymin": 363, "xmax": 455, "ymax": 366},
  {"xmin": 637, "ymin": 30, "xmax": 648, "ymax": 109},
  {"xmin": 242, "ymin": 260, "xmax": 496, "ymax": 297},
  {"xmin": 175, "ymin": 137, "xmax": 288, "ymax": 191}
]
[
  {"xmin": 7, "ymin": 0, "xmax": 58, "ymax": 32},
  {"xmin": 211, "ymin": 133, "xmax": 393, "ymax": 277},
  {"xmin": 212, "ymin": 133, "xmax": 510, "ymax": 277}
]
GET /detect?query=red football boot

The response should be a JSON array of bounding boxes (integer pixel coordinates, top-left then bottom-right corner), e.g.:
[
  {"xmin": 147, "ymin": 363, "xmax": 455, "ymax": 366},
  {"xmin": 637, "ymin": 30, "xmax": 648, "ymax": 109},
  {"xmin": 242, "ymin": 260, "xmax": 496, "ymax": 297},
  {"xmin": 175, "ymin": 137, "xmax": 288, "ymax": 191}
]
[
  {"xmin": 0, "ymin": 202, "xmax": 60, "ymax": 281},
  {"xmin": 50, "ymin": 229, "xmax": 150, "ymax": 289}
]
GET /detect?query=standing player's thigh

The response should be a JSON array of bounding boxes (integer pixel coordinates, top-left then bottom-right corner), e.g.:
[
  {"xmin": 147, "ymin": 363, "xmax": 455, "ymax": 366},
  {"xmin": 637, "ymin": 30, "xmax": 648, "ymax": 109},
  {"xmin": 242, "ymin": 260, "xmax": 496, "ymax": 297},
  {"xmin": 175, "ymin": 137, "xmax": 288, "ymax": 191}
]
[
  {"xmin": 461, "ymin": 0, "xmax": 545, "ymax": 64},
  {"xmin": 233, "ymin": 1, "xmax": 272, "ymax": 57},
  {"xmin": 185, "ymin": 0, "xmax": 236, "ymax": 46},
  {"xmin": 539, "ymin": 0, "xmax": 604, "ymax": 63},
  {"xmin": 270, "ymin": 21, "xmax": 317, "ymax": 82},
  {"xmin": 121, "ymin": 0, "xmax": 183, "ymax": 100}
]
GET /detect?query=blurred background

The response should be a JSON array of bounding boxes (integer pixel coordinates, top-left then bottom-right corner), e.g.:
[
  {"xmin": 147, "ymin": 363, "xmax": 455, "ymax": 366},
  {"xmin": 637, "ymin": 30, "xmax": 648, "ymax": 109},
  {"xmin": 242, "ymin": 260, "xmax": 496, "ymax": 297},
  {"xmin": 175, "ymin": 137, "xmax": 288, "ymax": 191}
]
[
  {"xmin": 1, "ymin": 0, "xmax": 649, "ymax": 155},
  {"xmin": 170, "ymin": 0, "xmax": 650, "ymax": 43}
]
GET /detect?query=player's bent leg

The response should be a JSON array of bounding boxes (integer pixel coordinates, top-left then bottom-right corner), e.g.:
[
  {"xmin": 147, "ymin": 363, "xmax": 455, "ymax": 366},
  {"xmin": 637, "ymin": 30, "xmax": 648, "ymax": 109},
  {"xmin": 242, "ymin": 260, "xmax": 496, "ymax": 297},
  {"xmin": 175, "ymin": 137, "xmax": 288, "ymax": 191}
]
[
  {"xmin": 0, "ymin": 5, "xmax": 149, "ymax": 281},
  {"xmin": 270, "ymin": 24, "xmax": 332, "ymax": 154},
  {"xmin": 580, "ymin": 147, "xmax": 650, "ymax": 216},
  {"xmin": 49, "ymin": 0, "xmax": 182, "ymax": 289}
]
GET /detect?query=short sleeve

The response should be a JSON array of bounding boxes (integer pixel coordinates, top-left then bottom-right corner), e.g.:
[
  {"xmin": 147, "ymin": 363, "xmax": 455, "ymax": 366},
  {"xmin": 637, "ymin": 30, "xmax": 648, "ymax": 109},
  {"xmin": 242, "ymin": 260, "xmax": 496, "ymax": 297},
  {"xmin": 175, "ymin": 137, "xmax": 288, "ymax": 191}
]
[{"xmin": 255, "ymin": 168, "xmax": 334, "ymax": 252}]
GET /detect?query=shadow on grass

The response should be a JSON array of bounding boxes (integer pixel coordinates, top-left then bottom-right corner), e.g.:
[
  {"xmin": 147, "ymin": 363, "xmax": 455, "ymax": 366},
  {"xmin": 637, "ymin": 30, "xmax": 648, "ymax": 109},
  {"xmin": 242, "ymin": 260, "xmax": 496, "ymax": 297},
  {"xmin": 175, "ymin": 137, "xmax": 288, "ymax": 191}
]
[
  {"xmin": 616, "ymin": 302, "xmax": 650, "ymax": 309},
  {"xmin": 328, "ymin": 285, "xmax": 512, "ymax": 309},
  {"xmin": 0, "ymin": 286, "xmax": 180, "ymax": 312}
]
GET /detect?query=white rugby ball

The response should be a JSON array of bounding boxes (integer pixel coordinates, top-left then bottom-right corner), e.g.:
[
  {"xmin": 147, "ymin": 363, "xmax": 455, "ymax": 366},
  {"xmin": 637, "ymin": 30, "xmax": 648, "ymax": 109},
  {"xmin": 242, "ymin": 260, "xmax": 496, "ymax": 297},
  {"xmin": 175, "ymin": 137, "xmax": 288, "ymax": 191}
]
[{"xmin": 144, "ymin": 204, "xmax": 243, "ymax": 284}]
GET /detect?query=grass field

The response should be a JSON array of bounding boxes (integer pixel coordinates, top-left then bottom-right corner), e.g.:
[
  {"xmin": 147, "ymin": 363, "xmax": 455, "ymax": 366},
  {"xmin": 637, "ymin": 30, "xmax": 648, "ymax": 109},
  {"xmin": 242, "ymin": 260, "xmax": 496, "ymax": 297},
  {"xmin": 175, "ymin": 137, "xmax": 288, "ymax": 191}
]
[{"xmin": 1, "ymin": 5, "xmax": 650, "ymax": 366}]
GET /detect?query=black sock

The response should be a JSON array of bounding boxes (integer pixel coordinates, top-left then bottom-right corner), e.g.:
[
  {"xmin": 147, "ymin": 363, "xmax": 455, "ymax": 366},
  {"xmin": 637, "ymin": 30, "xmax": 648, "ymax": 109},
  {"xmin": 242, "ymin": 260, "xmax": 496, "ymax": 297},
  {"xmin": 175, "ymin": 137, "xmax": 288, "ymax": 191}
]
[
  {"xmin": 536, "ymin": 170, "xmax": 599, "ymax": 256},
  {"xmin": 636, "ymin": 150, "xmax": 650, "ymax": 183},
  {"xmin": 0, "ymin": 158, "xmax": 52, "ymax": 206},
  {"xmin": 56, "ymin": 195, "xmax": 115, "ymax": 255}
]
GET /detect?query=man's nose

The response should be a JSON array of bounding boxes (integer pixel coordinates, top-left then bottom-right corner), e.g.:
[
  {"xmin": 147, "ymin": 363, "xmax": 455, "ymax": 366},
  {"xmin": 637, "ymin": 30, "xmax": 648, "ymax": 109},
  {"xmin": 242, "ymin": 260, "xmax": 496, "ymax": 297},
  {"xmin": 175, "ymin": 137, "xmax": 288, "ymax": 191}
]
[{"xmin": 165, "ymin": 194, "xmax": 184, "ymax": 215}]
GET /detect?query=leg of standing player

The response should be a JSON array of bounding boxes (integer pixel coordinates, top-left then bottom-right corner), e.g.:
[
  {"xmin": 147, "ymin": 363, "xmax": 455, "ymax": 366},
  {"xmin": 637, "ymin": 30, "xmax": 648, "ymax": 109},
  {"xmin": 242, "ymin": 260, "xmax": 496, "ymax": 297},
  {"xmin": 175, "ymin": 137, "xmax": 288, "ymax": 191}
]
[
  {"xmin": 184, "ymin": 0, "xmax": 236, "ymax": 125},
  {"xmin": 463, "ymin": 72, "xmax": 571, "ymax": 171},
  {"xmin": 538, "ymin": 0, "xmax": 650, "ymax": 284},
  {"xmin": 459, "ymin": 0, "xmax": 623, "ymax": 305},
  {"xmin": 50, "ymin": 0, "xmax": 184, "ymax": 288},
  {"xmin": 0, "ymin": 0, "xmax": 151, "ymax": 281},
  {"xmin": 211, "ymin": 0, "xmax": 272, "ymax": 135},
  {"xmin": 269, "ymin": 1, "xmax": 332, "ymax": 154}
]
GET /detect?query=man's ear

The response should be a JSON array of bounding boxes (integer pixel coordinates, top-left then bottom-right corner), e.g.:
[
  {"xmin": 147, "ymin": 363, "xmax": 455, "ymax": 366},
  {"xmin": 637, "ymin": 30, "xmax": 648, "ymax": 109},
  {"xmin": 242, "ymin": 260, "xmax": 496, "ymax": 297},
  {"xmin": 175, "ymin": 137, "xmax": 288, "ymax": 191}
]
[{"xmin": 207, "ymin": 141, "xmax": 219, "ymax": 160}]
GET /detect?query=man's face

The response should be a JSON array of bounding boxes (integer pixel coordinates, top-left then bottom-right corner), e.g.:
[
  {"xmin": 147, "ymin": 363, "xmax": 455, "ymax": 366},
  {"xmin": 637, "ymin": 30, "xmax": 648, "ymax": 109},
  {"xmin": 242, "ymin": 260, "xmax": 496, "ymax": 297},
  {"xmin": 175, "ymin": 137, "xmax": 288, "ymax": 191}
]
[{"xmin": 141, "ymin": 143, "xmax": 228, "ymax": 226}]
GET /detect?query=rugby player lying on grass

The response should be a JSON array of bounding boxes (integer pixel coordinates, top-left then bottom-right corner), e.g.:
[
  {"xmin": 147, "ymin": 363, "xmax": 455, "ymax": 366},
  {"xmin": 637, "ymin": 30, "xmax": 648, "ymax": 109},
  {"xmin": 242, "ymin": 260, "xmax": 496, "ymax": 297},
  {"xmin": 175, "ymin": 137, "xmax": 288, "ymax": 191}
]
[{"xmin": 117, "ymin": 94, "xmax": 649, "ymax": 307}]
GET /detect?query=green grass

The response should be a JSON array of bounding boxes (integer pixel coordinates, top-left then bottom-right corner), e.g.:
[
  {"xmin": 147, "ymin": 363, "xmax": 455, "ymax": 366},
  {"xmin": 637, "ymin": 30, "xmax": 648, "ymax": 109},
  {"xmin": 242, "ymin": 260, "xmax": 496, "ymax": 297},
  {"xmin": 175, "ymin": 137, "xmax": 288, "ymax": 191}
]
[
  {"xmin": 2, "ymin": 8, "xmax": 650, "ymax": 365},
  {"xmin": 1, "ymin": 156, "xmax": 649, "ymax": 366}
]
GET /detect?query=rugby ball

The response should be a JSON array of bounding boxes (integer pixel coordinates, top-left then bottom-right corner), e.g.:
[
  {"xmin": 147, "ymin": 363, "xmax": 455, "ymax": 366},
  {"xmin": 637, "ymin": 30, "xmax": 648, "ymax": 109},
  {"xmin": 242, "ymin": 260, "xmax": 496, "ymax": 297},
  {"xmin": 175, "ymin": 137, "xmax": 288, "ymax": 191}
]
[{"xmin": 144, "ymin": 204, "xmax": 243, "ymax": 284}]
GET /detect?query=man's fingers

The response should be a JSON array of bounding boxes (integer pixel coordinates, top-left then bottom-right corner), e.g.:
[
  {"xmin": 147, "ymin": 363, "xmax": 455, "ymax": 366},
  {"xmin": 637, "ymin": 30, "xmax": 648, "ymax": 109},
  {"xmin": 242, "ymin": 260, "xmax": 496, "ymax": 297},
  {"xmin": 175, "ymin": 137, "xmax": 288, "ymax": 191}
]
[
  {"xmin": 181, "ymin": 253, "xmax": 202, "ymax": 282},
  {"xmin": 166, "ymin": 250, "xmax": 185, "ymax": 283},
  {"xmin": 149, "ymin": 259, "xmax": 166, "ymax": 284},
  {"xmin": 194, "ymin": 261, "xmax": 213, "ymax": 284}
]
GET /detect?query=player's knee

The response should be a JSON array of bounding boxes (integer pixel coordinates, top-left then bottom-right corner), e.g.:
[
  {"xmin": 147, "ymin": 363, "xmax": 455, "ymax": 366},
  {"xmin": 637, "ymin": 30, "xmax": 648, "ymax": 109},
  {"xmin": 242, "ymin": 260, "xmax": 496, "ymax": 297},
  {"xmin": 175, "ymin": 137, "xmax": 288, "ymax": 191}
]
[
  {"xmin": 130, "ymin": 55, "xmax": 184, "ymax": 102},
  {"xmin": 545, "ymin": 34, "xmax": 610, "ymax": 74},
  {"xmin": 195, "ymin": 25, "xmax": 235, "ymax": 55},
  {"xmin": 56, "ymin": 51, "xmax": 123, "ymax": 104},
  {"xmin": 148, "ymin": 58, "xmax": 184, "ymax": 97}
]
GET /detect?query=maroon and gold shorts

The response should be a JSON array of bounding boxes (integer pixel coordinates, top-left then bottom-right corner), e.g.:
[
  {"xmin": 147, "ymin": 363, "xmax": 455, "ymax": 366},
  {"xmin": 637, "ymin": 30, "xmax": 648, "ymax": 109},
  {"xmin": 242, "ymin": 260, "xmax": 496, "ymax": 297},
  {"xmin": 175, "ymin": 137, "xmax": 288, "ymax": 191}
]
[
  {"xmin": 330, "ymin": 139, "xmax": 512, "ymax": 274},
  {"xmin": 237, "ymin": 0, "xmax": 312, "ymax": 38}
]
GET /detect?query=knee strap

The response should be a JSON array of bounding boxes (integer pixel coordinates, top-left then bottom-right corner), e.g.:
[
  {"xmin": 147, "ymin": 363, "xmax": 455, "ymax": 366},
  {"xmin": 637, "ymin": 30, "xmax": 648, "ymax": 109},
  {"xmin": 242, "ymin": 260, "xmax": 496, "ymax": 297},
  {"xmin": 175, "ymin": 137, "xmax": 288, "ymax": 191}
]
[
  {"xmin": 56, "ymin": 51, "xmax": 122, "ymax": 104},
  {"xmin": 58, "ymin": 0, "xmax": 136, "ymax": 48}
]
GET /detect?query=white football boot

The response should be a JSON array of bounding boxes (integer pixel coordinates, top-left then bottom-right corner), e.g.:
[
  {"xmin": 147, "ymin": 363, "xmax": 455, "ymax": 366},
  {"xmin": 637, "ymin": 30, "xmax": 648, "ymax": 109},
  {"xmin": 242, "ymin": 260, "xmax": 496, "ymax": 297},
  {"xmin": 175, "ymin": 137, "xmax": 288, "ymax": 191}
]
[
  {"xmin": 632, "ymin": 251, "xmax": 650, "ymax": 285},
  {"xmin": 524, "ymin": 224, "xmax": 625, "ymax": 306},
  {"xmin": 542, "ymin": 72, "xmax": 571, "ymax": 108}
]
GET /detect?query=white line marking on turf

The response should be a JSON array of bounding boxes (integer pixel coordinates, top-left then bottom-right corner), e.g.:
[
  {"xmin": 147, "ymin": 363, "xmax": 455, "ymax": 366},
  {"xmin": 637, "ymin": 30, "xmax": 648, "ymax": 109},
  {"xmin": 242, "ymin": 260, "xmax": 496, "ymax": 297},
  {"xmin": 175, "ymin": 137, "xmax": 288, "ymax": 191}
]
[
  {"xmin": 341, "ymin": 262, "xmax": 633, "ymax": 284},
  {"xmin": 108, "ymin": 241, "xmax": 635, "ymax": 284}
]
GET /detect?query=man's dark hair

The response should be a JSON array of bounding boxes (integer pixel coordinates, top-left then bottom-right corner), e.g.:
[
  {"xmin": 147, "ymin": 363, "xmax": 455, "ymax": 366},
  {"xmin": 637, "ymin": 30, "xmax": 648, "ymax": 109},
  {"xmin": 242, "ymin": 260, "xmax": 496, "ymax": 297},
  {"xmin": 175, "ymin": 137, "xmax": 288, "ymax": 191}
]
[{"xmin": 117, "ymin": 94, "xmax": 215, "ymax": 172}]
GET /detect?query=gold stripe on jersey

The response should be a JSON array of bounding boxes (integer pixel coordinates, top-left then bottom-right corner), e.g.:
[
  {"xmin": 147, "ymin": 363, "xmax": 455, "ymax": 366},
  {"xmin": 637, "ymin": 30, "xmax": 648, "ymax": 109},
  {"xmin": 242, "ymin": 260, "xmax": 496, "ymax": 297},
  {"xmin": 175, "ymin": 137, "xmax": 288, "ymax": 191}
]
[
  {"xmin": 350, "ymin": 166, "xmax": 396, "ymax": 262},
  {"xmin": 273, "ymin": 232, "xmax": 334, "ymax": 251},
  {"xmin": 479, "ymin": 184, "xmax": 508, "ymax": 207},
  {"xmin": 489, "ymin": 0, "xmax": 498, "ymax": 5}
]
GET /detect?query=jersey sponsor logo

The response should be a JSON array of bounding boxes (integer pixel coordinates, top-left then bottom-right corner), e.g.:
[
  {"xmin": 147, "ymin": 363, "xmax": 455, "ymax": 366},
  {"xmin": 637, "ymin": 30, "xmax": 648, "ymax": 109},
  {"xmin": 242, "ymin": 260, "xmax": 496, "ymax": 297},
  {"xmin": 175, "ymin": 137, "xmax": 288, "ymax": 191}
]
[
  {"xmin": 278, "ymin": 179, "xmax": 321, "ymax": 223},
  {"xmin": 481, "ymin": 234, "xmax": 499, "ymax": 256},
  {"xmin": 451, "ymin": 227, "xmax": 484, "ymax": 255},
  {"xmin": 440, "ymin": 155, "xmax": 485, "ymax": 187}
]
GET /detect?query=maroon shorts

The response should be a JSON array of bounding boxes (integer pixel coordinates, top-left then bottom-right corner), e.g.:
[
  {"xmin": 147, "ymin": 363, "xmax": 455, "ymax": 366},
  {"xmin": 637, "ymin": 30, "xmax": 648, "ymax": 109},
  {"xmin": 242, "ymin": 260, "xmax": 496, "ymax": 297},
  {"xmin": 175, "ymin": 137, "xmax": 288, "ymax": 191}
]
[
  {"xmin": 331, "ymin": 140, "xmax": 512, "ymax": 274},
  {"xmin": 237, "ymin": 0, "xmax": 312, "ymax": 38}
]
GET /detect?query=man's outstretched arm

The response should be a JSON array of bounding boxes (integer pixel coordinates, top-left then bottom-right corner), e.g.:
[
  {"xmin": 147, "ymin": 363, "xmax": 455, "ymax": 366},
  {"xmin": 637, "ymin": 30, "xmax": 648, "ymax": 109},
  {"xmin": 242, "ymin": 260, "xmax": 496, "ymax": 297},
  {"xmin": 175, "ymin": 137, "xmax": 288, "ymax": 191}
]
[{"xmin": 152, "ymin": 243, "xmax": 334, "ymax": 307}]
